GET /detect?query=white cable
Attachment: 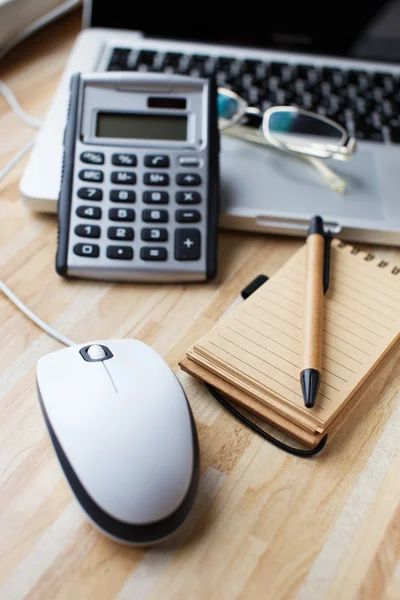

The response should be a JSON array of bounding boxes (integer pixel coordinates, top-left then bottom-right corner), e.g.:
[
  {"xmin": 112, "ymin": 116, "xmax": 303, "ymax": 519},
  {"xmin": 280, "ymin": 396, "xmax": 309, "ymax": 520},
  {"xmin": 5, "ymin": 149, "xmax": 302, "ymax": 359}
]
[
  {"xmin": 0, "ymin": 79, "xmax": 43, "ymax": 128},
  {"xmin": 0, "ymin": 135, "xmax": 37, "ymax": 182},
  {"xmin": 0, "ymin": 279, "xmax": 76, "ymax": 347},
  {"xmin": 0, "ymin": 79, "xmax": 42, "ymax": 182}
]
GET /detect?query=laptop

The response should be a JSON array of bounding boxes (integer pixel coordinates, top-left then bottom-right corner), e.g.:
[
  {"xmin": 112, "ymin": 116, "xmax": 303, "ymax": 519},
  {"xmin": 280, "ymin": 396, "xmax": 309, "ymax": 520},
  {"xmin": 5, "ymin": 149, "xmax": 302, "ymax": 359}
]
[{"xmin": 20, "ymin": 1, "xmax": 400, "ymax": 245}]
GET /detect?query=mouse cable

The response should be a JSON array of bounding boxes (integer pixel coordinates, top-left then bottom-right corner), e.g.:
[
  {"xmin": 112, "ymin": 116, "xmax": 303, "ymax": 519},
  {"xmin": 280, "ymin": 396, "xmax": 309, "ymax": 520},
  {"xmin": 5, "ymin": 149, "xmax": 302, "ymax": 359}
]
[
  {"xmin": 0, "ymin": 279, "xmax": 76, "ymax": 347},
  {"xmin": 0, "ymin": 80, "xmax": 42, "ymax": 182}
]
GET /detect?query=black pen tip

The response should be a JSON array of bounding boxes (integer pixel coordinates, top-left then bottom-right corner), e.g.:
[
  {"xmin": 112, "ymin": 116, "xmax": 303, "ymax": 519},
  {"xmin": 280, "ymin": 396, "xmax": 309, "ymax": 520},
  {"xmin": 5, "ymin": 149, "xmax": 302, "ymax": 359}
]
[
  {"xmin": 308, "ymin": 216, "xmax": 324, "ymax": 236},
  {"xmin": 300, "ymin": 369, "xmax": 321, "ymax": 408}
]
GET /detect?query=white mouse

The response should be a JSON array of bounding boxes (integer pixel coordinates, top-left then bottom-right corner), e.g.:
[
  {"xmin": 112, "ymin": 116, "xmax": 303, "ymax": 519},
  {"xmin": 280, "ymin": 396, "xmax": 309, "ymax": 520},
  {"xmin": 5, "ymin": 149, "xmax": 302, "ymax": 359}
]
[{"xmin": 36, "ymin": 339, "xmax": 199, "ymax": 545}]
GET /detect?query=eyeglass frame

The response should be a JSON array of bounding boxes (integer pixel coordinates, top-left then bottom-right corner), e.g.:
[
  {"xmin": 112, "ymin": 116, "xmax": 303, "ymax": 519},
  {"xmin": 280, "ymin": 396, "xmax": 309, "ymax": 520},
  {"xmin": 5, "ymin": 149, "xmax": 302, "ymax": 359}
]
[{"xmin": 217, "ymin": 87, "xmax": 356, "ymax": 161}]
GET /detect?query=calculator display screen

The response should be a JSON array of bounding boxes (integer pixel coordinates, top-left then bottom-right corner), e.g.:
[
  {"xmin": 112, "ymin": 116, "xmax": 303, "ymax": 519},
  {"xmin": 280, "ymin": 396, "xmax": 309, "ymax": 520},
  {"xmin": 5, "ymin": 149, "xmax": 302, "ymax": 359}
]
[{"xmin": 96, "ymin": 112, "xmax": 188, "ymax": 141}]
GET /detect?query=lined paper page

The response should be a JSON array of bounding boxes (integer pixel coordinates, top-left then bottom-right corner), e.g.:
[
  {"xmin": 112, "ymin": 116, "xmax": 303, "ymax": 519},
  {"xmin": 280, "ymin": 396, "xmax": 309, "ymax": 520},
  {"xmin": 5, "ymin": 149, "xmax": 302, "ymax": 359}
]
[{"xmin": 188, "ymin": 239, "xmax": 400, "ymax": 431}]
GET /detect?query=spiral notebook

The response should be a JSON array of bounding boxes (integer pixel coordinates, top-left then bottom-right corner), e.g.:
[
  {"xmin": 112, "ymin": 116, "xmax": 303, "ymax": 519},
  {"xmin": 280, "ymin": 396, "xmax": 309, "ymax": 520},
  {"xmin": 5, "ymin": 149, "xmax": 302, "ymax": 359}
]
[{"xmin": 180, "ymin": 239, "xmax": 400, "ymax": 449}]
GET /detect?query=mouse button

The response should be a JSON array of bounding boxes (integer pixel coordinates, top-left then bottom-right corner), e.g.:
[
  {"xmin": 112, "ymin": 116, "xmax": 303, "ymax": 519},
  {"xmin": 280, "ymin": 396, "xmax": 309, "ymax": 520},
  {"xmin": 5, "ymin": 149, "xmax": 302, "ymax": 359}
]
[{"xmin": 36, "ymin": 347, "xmax": 111, "ymax": 423}]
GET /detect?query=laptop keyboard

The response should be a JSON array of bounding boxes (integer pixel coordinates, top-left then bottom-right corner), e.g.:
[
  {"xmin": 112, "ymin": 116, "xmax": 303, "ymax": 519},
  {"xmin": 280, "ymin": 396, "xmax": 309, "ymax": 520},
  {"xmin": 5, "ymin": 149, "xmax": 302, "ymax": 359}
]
[{"xmin": 107, "ymin": 47, "xmax": 400, "ymax": 144}]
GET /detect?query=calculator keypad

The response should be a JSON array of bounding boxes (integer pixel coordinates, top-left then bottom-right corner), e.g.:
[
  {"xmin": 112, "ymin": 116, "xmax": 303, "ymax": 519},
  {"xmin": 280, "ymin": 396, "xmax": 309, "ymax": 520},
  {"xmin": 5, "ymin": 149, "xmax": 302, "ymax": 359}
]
[
  {"xmin": 78, "ymin": 187, "xmax": 102, "ymax": 200},
  {"xmin": 108, "ymin": 227, "xmax": 134, "ymax": 241},
  {"xmin": 110, "ymin": 190, "xmax": 136, "ymax": 203},
  {"xmin": 75, "ymin": 224, "xmax": 101, "ymax": 238},
  {"xmin": 109, "ymin": 208, "xmax": 135, "ymax": 221},
  {"xmin": 107, "ymin": 246, "xmax": 134, "ymax": 260},
  {"xmin": 111, "ymin": 171, "xmax": 136, "ymax": 185},
  {"xmin": 142, "ymin": 209, "xmax": 168, "ymax": 223},
  {"xmin": 70, "ymin": 146, "xmax": 208, "ymax": 277},
  {"xmin": 76, "ymin": 206, "xmax": 102, "ymax": 219}
]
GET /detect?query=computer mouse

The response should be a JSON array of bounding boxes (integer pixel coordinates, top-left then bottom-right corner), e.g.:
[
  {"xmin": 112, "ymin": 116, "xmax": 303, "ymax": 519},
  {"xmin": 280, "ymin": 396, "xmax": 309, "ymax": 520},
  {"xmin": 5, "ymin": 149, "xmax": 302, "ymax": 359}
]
[{"xmin": 36, "ymin": 339, "xmax": 199, "ymax": 545}]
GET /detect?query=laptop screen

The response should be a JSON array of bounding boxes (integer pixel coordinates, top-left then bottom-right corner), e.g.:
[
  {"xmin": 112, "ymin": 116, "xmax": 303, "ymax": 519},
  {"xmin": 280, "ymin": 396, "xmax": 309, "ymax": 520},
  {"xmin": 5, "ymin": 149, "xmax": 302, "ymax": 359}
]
[{"xmin": 88, "ymin": 2, "xmax": 400, "ymax": 63}]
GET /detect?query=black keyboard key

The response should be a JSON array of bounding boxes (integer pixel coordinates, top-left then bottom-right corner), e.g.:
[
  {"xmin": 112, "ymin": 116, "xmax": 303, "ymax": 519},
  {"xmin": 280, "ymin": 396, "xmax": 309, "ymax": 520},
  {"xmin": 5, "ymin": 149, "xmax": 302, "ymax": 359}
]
[
  {"xmin": 143, "ymin": 191, "xmax": 169, "ymax": 204},
  {"xmin": 75, "ymin": 224, "xmax": 101, "ymax": 238},
  {"xmin": 111, "ymin": 171, "xmax": 136, "ymax": 185},
  {"xmin": 176, "ymin": 173, "xmax": 202, "ymax": 186},
  {"xmin": 188, "ymin": 54, "xmax": 210, "ymax": 76},
  {"xmin": 112, "ymin": 153, "xmax": 137, "ymax": 166},
  {"xmin": 143, "ymin": 173, "xmax": 169, "ymax": 186},
  {"xmin": 390, "ymin": 127, "xmax": 400, "ymax": 143},
  {"xmin": 137, "ymin": 50, "xmax": 157, "ymax": 69},
  {"xmin": 175, "ymin": 229, "xmax": 201, "ymax": 261},
  {"xmin": 78, "ymin": 187, "xmax": 102, "ymax": 201},
  {"xmin": 144, "ymin": 155, "xmax": 170, "ymax": 168},
  {"xmin": 243, "ymin": 59, "xmax": 263, "ymax": 75},
  {"xmin": 141, "ymin": 228, "xmax": 168, "ymax": 242},
  {"xmin": 354, "ymin": 122, "xmax": 384, "ymax": 142},
  {"xmin": 79, "ymin": 169, "xmax": 103, "ymax": 183},
  {"xmin": 76, "ymin": 206, "xmax": 102, "ymax": 219},
  {"xmin": 162, "ymin": 52, "xmax": 183, "ymax": 70},
  {"xmin": 80, "ymin": 151, "xmax": 104, "ymax": 165},
  {"xmin": 110, "ymin": 190, "xmax": 136, "ymax": 203},
  {"xmin": 270, "ymin": 62, "xmax": 288, "ymax": 77},
  {"xmin": 296, "ymin": 64, "xmax": 315, "ymax": 80},
  {"xmin": 142, "ymin": 209, "xmax": 168, "ymax": 223},
  {"xmin": 73, "ymin": 243, "xmax": 99, "ymax": 258},
  {"xmin": 176, "ymin": 209, "xmax": 201, "ymax": 223},
  {"xmin": 109, "ymin": 208, "xmax": 135, "ymax": 221},
  {"xmin": 141, "ymin": 247, "xmax": 168, "ymax": 261},
  {"xmin": 107, "ymin": 246, "xmax": 133, "ymax": 260},
  {"xmin": 108, "ymin": 227, "xmax": 134, "ymax": 241},
  {"xmin": 107, "ymin": 47, "xmax": 131, "ymax": 71},
  {"xmin": 176, "ymin": 191, "xmax": 201, "ymax": 204}
]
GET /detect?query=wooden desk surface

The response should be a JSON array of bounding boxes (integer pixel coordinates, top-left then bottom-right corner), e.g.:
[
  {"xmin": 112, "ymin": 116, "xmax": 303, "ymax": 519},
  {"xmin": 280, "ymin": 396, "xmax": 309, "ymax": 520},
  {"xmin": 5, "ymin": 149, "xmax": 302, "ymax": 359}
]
[{"xmin": 2, "ymin": 13, "xmax": 400, "ymax": 600}]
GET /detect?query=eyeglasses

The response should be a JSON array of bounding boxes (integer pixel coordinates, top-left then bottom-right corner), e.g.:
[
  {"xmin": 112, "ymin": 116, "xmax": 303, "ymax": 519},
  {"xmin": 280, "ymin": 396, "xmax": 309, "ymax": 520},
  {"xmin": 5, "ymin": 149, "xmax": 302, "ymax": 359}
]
[{"xmin": 217, "ymin": 88, "xmax": 356, "ymax": 194}]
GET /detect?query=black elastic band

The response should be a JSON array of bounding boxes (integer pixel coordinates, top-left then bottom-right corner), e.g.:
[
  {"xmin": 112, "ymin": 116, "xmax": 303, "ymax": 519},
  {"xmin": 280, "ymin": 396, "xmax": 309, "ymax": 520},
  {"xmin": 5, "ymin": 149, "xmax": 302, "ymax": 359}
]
[{"xmin": 205, "ymin": 384, "xmax": 328, "ymax": 457}]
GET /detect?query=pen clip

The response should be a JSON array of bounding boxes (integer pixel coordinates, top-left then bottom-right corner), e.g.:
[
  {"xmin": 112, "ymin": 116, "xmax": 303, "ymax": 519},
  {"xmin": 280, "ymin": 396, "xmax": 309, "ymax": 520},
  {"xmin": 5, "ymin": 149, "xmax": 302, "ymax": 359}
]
[{"xmin": 323, "ymin": 231, "xmax": 332, "ymax": 294}]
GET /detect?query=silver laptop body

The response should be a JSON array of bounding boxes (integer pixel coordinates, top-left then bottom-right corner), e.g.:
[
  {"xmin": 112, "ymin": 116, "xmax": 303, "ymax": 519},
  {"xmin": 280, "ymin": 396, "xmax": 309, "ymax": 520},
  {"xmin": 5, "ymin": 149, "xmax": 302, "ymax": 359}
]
[{"xmin": 20, "ymin": 1, "xmax": 400, "ymax": 245}]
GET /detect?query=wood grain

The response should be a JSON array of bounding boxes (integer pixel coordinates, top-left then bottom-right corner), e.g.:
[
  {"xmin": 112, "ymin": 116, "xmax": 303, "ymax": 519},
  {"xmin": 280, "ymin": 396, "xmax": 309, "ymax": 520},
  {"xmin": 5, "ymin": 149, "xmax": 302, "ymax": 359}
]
[{"xmin": 2, "ymin": 10, "xmax": 400, "ymax": 600}]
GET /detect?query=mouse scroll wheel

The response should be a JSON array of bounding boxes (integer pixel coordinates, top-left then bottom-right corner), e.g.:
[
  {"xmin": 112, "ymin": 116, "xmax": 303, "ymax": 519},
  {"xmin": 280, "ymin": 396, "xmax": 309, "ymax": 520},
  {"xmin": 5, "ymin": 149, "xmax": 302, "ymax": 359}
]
[
  {"xmin": 87, "ymin": 345, "xmax": 107, "ymax": 360},
  {"xmin": 79, "ymin": 344, "xmax": 113, "ymax": 362}
]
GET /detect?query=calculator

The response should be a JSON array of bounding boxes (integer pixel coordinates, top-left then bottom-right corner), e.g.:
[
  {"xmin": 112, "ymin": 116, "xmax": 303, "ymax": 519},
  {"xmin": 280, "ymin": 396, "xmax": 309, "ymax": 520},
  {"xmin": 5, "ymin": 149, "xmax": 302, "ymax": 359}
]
[{"xmin": 56, "ymin": 72, "xmax": 219, "ymax": 282}]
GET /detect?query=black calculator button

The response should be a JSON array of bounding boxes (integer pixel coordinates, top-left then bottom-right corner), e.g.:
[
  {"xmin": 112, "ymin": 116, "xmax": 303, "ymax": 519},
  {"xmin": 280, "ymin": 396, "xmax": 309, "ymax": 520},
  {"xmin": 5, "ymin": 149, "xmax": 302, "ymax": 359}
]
[
  {"xmin": 143, "ymin": 173, "xmax": 169, "ymax": 186},
  {"xmin": 80, "ymin": 151, "xmax": 104, "ymax": 165},
  {"xmin": 176, "ymin": 191, "xmax": 201, "ymax": 204},
  {"xmin": 79, "ymin": 169, "xmax": 104, "ymax": 182},
  {"xmin": 144, "ymin": 155, "xmax": 170, "ymax": 168},
  {"xmin": 142, "ymin": 209, "xmax": 168, "ymax": 223},
  {"xmin": 109, "ymin": 208, "xmax": 135, "ymax": 221},
  {"xmin": 108, "ymin": 227, "xmax": 134, "ymax": 241},
  {"xmin": 75, "ymin": 224, "xmax": 101, "ymax": 238},
  {"xmin": 77, "ymin": 187, "xmax": 102, "ymax": 201},
  {"xmin": 76, "ymin": 206, "xmax": 102, "ymax": 219},
  {"xmin": 112, "ymin": 153, "xmax": 137, "ymax": 166},
  {"xmin": 179, "ymin": 156, "xmax": 201, "ymax": 167},
  {"xmin": 111, "ymin": 171, "xmax": 137, "ymax": 185},
  {"xmin": 175, "ymin": 229, "xmax": 201, "ymax": 260},
  {"xmin": 141, "ymin": 228, "xmax": 168, "ymax": 242},
  {"xmin": 107, "ymin": 246, "xmax": 134, "ymax": 260},
  {"xmin": 110, "ymin": 189, "xmax": 136, "ymax": 203},
  {"xmin": 141, "ymin": 247, "xmax": 168, "ymax": 261},
  {"xmin": 143, "ymin": 191, "xmax": 169, "ymax": 204},
  {"xmin": 73, "ymin": 243, "xmax": 99, "ymax": 257},
  {"xmin": 176, "ymin": 173, "xmax": 202, "ymax": 186},
  {"xmin": 176, "ymin": 209, "xmax": 201, "ymax": 223}
]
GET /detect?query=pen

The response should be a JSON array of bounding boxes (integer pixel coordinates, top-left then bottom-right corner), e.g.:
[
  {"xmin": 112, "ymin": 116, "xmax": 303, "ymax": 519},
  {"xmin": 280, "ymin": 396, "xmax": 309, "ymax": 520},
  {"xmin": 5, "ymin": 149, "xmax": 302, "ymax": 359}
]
[{"xmin": 300, "ymin": 215, "xmax": 331, "ymax": 409}]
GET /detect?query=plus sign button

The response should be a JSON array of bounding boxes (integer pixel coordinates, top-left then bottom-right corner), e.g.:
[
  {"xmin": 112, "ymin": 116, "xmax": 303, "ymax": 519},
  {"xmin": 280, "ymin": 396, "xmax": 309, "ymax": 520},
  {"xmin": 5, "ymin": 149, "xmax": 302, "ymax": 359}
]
[{"xmin": 175, "ymin": 229, "xmax": 201, "ymax": 261}]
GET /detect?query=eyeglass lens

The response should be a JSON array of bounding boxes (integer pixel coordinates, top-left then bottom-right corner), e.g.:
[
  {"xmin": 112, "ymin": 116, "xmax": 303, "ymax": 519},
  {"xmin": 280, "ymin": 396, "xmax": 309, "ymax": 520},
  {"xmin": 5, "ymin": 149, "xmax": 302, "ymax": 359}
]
[{"xmin": 268, "ymin": 111, "xmax": 344, "ymax": 148}]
